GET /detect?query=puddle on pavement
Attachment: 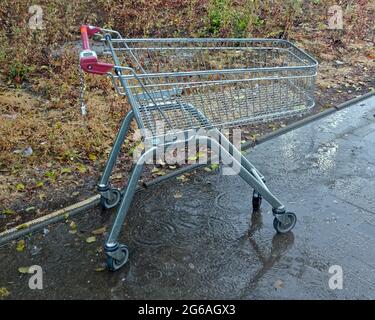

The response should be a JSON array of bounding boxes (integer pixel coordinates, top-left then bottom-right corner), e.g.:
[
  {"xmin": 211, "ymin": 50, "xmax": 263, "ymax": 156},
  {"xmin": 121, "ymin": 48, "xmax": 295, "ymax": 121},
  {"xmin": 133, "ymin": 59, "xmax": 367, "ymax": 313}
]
[{"xmin": 1, "ymin": 97, "xmax": 375, "ymax": 299}]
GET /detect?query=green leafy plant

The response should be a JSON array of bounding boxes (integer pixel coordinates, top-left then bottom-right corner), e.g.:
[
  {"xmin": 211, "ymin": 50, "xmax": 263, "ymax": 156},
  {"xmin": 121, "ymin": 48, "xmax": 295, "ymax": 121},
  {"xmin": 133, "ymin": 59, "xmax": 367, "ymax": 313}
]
[{"xmin": 7, "ymin": 61, "xmax": 32, "ymax": 84}]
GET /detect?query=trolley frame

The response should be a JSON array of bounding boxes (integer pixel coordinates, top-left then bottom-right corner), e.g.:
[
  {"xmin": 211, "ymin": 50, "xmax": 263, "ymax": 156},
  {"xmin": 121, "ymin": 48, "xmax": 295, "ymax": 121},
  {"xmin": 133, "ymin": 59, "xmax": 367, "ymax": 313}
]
[{"xmin": 79, "ymin": 25, "xmax": 318, "ymax": 271}]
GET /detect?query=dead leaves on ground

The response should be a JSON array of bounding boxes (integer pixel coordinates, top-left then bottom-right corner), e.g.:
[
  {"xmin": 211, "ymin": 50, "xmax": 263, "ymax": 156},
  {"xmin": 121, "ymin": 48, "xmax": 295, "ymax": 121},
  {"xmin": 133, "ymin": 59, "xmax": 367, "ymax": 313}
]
[
  {"xmin": 16, "ymin": 239, "xmax": 25, "ymax": 252},
  {"xmin": 0, "ymin": 287, "xmax": 10, "ymax": 298},
  {"xmin": 91, "ymin": 227, "xmax": 106, "ymax": 235},
  {"xmin": 85, "ymin": 236, "xmax": 96, "ymax": 244}
]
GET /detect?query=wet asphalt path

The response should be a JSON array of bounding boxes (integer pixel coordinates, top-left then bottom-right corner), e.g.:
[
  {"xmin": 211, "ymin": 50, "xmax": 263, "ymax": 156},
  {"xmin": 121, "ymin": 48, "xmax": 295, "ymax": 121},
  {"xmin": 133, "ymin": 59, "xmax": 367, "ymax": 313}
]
[{"xmin": 1, "ymin": 96, "xmax": 374, "ymax": 299}]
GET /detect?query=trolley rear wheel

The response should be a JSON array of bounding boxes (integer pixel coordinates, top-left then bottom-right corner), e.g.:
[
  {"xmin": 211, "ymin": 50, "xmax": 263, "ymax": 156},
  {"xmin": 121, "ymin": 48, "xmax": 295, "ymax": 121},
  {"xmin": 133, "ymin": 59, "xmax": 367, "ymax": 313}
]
[
  {"xmin": 106, "ymin": 244, "xmax": 129, "ymax": 271},
  {"xmin": 100, "ymin": 188, "xmax": 121, "ymax": 209},
  {"xmin": 273, "ymin": 212, "xmax": 297, "ymax": 233}
]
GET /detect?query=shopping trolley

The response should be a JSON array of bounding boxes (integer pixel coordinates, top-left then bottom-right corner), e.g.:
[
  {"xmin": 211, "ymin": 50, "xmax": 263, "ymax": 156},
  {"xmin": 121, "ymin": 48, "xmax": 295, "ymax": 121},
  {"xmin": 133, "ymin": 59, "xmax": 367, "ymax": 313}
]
[{"xmin": 79, "ymin": 25, "xmax": 318, "ymax": 271}]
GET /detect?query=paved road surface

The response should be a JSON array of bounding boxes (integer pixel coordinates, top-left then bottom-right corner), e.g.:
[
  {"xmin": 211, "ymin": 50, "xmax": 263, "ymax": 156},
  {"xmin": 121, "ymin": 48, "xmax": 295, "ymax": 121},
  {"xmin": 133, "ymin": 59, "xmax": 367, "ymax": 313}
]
[{"xmin": 1, "ymin": 96, "xmax": 374, "ymax": 299}]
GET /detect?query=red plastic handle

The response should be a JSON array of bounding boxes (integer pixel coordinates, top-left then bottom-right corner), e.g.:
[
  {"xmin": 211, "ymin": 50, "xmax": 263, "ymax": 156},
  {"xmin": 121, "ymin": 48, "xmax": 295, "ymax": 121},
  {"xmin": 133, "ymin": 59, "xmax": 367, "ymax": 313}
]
[
  {"xmin": 80, "ymin": 25, "xmax": 90, "ymax": 50},
  {"xmin": 80, "ymin": 25, "xmax": 113, "ymax": 75}
]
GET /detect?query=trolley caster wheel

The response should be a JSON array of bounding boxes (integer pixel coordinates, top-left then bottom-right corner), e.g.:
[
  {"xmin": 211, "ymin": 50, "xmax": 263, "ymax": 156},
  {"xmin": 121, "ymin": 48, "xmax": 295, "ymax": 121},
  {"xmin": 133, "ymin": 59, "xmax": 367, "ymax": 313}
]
[
  {"xmin": 273, "ymin": 212, "xmax": 297, "ymax": 234},
  {"xmin": 105, "ymin": 244, "xmax": 129, "ymax": 271},
  {"xmin": 252, "ymin": 190, "xmax": 262, "ymax": 211},
  {"xmin": 100, "ymin": 188, "xmax": 121, "ymax": 209}
]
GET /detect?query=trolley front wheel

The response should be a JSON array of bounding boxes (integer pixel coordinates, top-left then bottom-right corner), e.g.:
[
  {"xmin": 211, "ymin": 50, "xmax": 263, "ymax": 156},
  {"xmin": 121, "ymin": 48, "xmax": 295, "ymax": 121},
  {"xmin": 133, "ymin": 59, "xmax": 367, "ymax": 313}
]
[
  {"xmin": 252, "ymin": 190, "xmax": 262, "ymax": 211},
  {"xmin": 273, "ymin": 212, "xmax": 297, "ymax": 233},
  {"xmin": 100, "ymin": 188, "xmax": 121, "ymax": 209},
  {"xmin": 105, "ymin": 244, "xmax": 129, "ymax": 271}
]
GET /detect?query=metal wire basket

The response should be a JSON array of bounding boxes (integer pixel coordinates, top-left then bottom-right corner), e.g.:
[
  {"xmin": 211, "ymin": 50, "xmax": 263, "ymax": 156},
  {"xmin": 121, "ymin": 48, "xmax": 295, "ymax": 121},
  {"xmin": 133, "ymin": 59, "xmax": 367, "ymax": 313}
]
[{"xmin": 102, "ymin": 37, "xmax": 318, "ymax": 136}]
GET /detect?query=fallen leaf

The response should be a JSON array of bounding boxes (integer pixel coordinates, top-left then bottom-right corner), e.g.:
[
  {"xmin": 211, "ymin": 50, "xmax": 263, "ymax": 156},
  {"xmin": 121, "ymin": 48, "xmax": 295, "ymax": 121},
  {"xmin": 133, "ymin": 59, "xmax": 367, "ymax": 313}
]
[
  {"xmin": 18, "ymin": 266, "xmax": 30, "ymax": 274},
  {"xmin": 16, "ymin": 224, "xmax": 28, "ymax": 230},
  {"xmin": 151, "ymin": 167, "xmax": 160, "ymax": 173},
  {"xmin": 204, "ymin": 167, "xmax": 212, "ymax": 172},
  {"xmin": 86, "ymin": 236, "xmax": 96, "ymax": 243},
  {"xmin": 35, "ymin": 181, "xmax": 44, "ymax": 188},
  {"xmin": 25, "ymin": 207, "xmax": 36, "ymax": 213},
  {"xmin": 16, "ymin": 183, "xmax": 25, "ymax": 191},
  {"xmin": 274, "ymin": 279, "xmax": 284, "ymax": 289},
  {"xmin": 76, "ymin": 164, "xmax": 87, "ymax": 173},
  {"xmin": 69, "ymin": 221, "xmax": 77, "ymax": 230},
  {"xmin": 176, "ymin": 174, "xmax": 187, "ymax": 182},
  {"xmin": 16, "ymin": 240, "xmax": 25, "ymax": 252},
  {"xmin": 156, "ymin": 158, "xmax": 166, "ymax": 166},
  {"xmin": 0, "ymin": 287, "xmax": 10, "ymax": 298},
  {"xmin": 92, "ymin": 227, "xmax": 106, "ymax": 235},
  {"xmin": 2, "ymin": 209, "xmax": 15, "ymax": 216},
  {"xmin": 174, "ymin": 191, "xmax": 182, "ymax": 199},
  {"xmin": 96, "ymin": 246, "xmax": 103, "ymax": 253},
  {"xmin": 187, "ymin": 155, "xmax": 198, "ymax": 161},
  {"xmin": 113, "ymin": 173, "xmax": 123, "ymax": 180},
  {"xmin": 45, "ymin": 170, "xmax": 56, "ymax": 180},
  {"xmin": 196, "ymin": 151, "xmax": 205, "ymax": 158},
  {"xmin": 60, "ymin": 167, "xmax": 72, "ymax": 174},
  {"xmin": 69, "ymin": 230, "xmax": 77, "ymax": 234},
  {"xmin": 94, "ymin": 267, "xmax": 105, "ymax": 272},
  {"xmin": 154, "ymin": 170, "xmax": 166, "ymax": 176},
  {"xmin": 89, "ymin": 154, "xmax": 97, "ymax": 161}
]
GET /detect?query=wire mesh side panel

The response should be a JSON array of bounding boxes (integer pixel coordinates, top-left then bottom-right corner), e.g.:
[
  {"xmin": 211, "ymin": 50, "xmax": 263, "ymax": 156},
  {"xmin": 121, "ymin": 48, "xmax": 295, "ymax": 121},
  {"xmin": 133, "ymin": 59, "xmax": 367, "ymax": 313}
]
[
  {"xmin": 106, "ymin": 38, "xmax": 317, "ymax": 135},
  {"xmin": 117, "ymin": 70, "xmax": 316, "ymax": 136},
  {"xmin": 108, "ymin": 38, "xmax": 314, "ymax": 72}
]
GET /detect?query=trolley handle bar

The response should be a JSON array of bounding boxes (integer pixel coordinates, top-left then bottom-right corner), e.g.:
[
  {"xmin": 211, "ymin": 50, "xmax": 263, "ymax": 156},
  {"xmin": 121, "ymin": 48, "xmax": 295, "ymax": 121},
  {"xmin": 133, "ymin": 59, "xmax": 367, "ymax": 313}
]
[{"xmin": 80, "ymin": 25, "xmax": 113, "ymax": 75}]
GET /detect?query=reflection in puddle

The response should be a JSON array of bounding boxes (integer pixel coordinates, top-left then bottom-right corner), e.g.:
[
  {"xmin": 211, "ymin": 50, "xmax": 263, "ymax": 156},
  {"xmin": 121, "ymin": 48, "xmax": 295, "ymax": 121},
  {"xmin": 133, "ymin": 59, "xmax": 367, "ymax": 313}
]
[
  {"xmin": 305, "ymin": 142, "xmax": 339, "ymax": 171},
  {"xmin": 314, "ymin": 142, "xmax": 338, "ymax": 171},
  {"xmin": 242, "ymin": 210, "xmax": 295, "ymax": 296},
  {"xmin": 279, "ymin": 131, "xmax": 300, "ymax": 162}
]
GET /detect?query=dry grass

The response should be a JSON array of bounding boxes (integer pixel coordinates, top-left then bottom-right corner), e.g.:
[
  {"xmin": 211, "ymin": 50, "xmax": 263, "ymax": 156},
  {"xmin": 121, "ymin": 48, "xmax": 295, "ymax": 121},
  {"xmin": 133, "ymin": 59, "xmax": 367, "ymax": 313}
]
[{"xmin": 0, "ymin": 0, "xmax": 374, "ymax": 224}]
